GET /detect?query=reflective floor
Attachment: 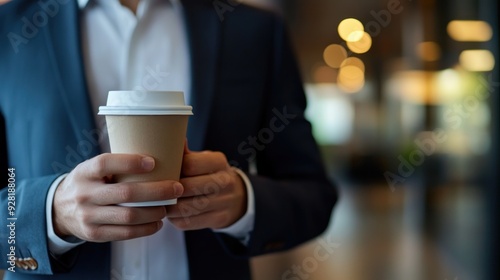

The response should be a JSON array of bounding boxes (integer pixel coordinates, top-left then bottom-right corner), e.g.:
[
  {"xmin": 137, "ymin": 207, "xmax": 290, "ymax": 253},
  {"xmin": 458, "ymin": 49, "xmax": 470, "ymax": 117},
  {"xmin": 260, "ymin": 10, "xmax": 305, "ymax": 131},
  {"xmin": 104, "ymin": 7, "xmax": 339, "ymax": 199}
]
[{"xmin": 251, "ymin": 183, "xmax": 482, "ymax": 280}]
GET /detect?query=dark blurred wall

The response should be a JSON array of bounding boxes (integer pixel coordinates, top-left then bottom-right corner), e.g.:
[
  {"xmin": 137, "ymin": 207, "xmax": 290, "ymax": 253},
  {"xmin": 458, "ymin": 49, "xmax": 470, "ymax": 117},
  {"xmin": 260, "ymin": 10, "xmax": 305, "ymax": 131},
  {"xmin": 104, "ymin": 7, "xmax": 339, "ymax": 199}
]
[{"xmin": 483, "ymin": 0, "xmax": 499, "ymax": 277}]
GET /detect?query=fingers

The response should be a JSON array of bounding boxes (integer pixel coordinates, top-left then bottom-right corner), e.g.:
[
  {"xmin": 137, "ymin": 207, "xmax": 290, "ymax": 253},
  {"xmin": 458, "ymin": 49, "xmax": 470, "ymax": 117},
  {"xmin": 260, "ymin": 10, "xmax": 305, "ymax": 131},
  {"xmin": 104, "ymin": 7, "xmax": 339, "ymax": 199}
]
[
  {"xmin": 53, "ymin": 153, "xmax": 186, "ymax": 242},
  {"xmin": 178, "ymin": 171, "xmax": 232, "ymax": 197},
  {"xmin": 182, "ymin": 151, "xmax": 228, "ymax": 177},
  {"xmin": 166, "ymin": 163, "xmax": 247, "ymax": 230},
  {"xmin": 166, "ymin": 195, "xmax": 245, "ymax": 230},
  {"xmin": 83, "ymin": 153, "xmax": 156, "ymax": 179},
  {"xmin": 56, "ymin": 150, "xmax": 243, "ymax": 240},
  {"xmin": 93, "ymin": 180, "xmax": 184, "ymax": 205},
  {"xmin": 168, "ymin": 211, "xmax": 231, "ymax": 231},
  {"xmin": 83, "ymin": 206, "xmax": 167, "ymax": 225},
  {"xmin": 83, "ymin": 221, "xmax": 164, "ymax": 243},
  {"xmin": 165, "ymin": 195, "xmax": 228, "ymax": 218}
]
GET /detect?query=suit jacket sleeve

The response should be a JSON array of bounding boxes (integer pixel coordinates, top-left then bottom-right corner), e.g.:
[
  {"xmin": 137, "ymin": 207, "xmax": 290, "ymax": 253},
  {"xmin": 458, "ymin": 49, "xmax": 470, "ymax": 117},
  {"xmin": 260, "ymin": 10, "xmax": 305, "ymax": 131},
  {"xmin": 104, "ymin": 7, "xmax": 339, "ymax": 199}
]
[
  {"xmin": 0, "ymin": 3, "xmax": 83, "ymax": 274},
  {"xmin": 0, "ymin": 15, "xmax": 54, "ymax": 276},
  {"xmin": 0, "ymin": 109, "xmax": 61, "ymax": 275},
  {"xmin": 1, "ymin": 109, "xmax": 79, "ymax": 276},
  {"xmin": 215, "ymin": 15, "xmax": 338, "ymax": 257}
]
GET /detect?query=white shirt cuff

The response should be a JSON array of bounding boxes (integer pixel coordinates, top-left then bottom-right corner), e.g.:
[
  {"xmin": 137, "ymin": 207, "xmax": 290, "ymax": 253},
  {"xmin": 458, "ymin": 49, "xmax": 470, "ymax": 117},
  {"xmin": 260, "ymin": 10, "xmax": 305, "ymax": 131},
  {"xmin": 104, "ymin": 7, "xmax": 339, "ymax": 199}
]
[
  {"xmin": 46, "ymin": 173, "xmax": 85, "ymax": 256},
  {"xmin": 213, "ymin": 167, "xmax": 255, "ymax": 245}
]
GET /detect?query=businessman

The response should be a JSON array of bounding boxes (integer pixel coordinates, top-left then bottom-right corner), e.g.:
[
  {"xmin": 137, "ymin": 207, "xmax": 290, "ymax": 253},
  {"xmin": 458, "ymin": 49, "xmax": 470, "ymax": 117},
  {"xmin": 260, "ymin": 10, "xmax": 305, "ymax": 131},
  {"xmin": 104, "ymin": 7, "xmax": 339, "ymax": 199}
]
[{"xmin": 0, "ymin": 0, "xmax": 337, "ymax": 279}]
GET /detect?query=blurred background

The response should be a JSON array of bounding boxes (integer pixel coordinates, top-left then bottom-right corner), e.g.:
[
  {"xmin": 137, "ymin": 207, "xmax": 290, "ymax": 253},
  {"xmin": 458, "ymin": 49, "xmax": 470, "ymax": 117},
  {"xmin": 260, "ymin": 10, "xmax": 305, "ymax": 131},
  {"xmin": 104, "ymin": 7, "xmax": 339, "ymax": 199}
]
[
  {"xmin": 1, "ymin": 0, "xmax": 498, "ymax": 279},
  {"xmin": 245, "ymin": 0, "xmax": 499, "ymax": 280}
]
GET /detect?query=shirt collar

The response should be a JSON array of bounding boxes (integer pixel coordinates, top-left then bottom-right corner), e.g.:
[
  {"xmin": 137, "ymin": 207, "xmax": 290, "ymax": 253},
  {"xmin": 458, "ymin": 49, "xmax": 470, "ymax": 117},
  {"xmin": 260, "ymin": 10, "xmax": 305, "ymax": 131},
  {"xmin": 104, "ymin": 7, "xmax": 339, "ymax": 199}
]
[{"xmin": 77, "ymin": 0, "xmax": 89, "ymax": 9}]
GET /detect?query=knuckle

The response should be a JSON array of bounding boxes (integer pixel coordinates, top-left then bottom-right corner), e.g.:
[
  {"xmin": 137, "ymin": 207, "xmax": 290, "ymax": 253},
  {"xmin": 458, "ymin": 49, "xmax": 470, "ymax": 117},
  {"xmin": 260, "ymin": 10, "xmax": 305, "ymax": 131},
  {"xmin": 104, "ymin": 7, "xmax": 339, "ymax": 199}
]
[
  {"xmin": 72, "ymin": 162, "xmax": 86, "ymax": 178},
  {"xmin": 221, "ymin": 172, "xmax": 233, "ymax": 186},
  {"xmin": 149, "ymin": 207, "xmax": 165, "ymax": 220},
  {"xmin": 203, "ymin": 183, "xmax": 219, "ymax": 197},
  {"xmin": 124, "ymin": 157, "xmax": 141, "ymax": 171},
  {"xmin": 227, "ymin": 177, "xmax": 237, "ymax": 190},
  {"xmin": 153, "ymin": 184, "xmax": 170, "ymax": 200},
  {"xmin": 211, "ymin": 174, "xmax": 230, "ymax": 191},
  {"xmin": 121, "ymin": 208, "xmax": 138, "ymax": 224},
  {"xmin": 82, "ymin": 226, "xmax": 100, "ymax": 241},
  {"xmin": 78, "ymin": 209, "xmax": 93, "ymax": 224},
  {"xmin": 115, "ymin": 183, "xmax": 135, "ymax": 202},
  {"xmin": 92, "ymin": 154, "xmax": 109, "ymax": 173},
  {"xmin": 74, "ymin": 192, "xmax": 90, "ymax": 205},
  {"xmin": 120, "ymin": 228, "xmax": 136, "ymax": 240}
]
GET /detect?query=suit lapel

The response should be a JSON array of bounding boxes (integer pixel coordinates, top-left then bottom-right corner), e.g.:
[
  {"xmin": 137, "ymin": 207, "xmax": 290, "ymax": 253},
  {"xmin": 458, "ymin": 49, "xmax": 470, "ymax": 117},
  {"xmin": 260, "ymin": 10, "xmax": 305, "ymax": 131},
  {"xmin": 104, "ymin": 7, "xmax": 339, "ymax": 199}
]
[
  {"xmin": 181, "ymin": 0, "xmax": 222, "ymax": 151},
  {"xmin": 42, "ymin": 1, "xmax": 100, "ymax": 159},
  {"xmin": 38, "ymin": 1, "xmax": 222, "ymax": 278},
  {"xmin": 42, "ymin": 1, "xmax": 220, "ymax": 154}
]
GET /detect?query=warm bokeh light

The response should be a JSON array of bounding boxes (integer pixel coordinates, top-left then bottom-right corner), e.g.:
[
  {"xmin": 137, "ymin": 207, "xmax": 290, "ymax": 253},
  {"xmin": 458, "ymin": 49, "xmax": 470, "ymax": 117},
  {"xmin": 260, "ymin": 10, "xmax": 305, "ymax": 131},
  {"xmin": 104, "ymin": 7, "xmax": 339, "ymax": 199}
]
[
  {"xmin": 313, "ymin": 65, "xmax": 338, "ymax": 83},
  {"xmin": 417, "ymin": 41, "xmax": 441, "ymax": 62},
  {"xmin": 434, "ymin": 68, "xmax": 463, "ymax": 101},
  {"xmin": 323, "ymin": 44, "xmax": 348, "ymax": 68},
  {"xmin": 337, "ymin": 65, "xmax": 365, "ymax": 93},
  {"xmin": 459, "ymin": 50, "xmax": 495, "ymax": 71},
  {"xmin": 388, "ymin": 71, "xmax": 433, "ymax": 104},
  {"xmin": 387, "ymin": 68, "xmax": 477, "ymax": 104},
  {"xmin": 338, "ymin": 18, "xmax": 364, "ymax": 42},
  {"xmin": 447, "ymin": 20, "xmax": 493, "ymax": 42},
  {"xmin": 346, "ymin": 32, "xmax": 372, "ymax": 54},
  {"xmin": 340, "ymin": 57, "xmax": 365, "ymax": 72}
]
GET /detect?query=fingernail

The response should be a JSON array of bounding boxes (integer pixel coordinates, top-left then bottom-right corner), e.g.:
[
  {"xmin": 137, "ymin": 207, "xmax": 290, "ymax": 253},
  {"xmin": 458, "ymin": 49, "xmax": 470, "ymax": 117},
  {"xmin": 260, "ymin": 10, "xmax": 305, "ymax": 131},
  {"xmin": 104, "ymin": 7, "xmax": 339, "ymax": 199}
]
[
  {"xmin": 173, "ymin": 182, "xmax": 184, "ymax": 197},
  {"xmin": 142, "ymin": 157, "xmax": 155, "ymax": 170}
]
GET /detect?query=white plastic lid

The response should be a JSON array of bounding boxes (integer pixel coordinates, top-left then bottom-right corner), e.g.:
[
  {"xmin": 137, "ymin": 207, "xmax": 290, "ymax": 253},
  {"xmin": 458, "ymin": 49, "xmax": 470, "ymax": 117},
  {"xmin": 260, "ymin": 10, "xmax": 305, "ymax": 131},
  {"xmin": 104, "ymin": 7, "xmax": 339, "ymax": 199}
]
[{"xmin": 98, "ymin": 91, "xmax": 193, "ymax": 115}]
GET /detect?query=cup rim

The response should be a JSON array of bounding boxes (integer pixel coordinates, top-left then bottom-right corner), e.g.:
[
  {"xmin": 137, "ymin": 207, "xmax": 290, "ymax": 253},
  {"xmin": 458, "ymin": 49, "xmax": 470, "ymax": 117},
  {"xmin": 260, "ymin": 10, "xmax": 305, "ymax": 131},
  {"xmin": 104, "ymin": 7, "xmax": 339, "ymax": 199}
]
[{"xmin": 98, "ymin": 105, "xmax": 193, "ymax": 116}]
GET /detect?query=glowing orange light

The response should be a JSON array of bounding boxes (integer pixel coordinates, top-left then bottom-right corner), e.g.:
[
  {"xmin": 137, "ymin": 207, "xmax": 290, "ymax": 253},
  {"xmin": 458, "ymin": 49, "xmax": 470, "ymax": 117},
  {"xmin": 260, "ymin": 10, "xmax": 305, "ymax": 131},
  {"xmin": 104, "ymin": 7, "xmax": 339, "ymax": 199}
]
[
  {"xmin": 337, "ymin": 65, "xmax": 364, "ymax": 93},
  {"xmin": 416, "ymin": 41, "xmax": 441, "ymax": 62},
  {"xmin": 340, "ymin": 57, "xmax": 365, "ymax": 72},
  {"xmin": 338, "ymin": 18, "xmax": 364, "ymax": 42},
  {"xmin": 323, "ymin": 44, "xmax": 348, "ymax": 68},
  {"xmin": 459, "ymin": 50, "xmax": 495, "ymax": 71},
  {"xmin": 447, "ymin": 20, "xmax": 493, "ymax": 42},
  {"xmin": 347, "ymin": 32, "xmax": 372, "ymax": 54}
]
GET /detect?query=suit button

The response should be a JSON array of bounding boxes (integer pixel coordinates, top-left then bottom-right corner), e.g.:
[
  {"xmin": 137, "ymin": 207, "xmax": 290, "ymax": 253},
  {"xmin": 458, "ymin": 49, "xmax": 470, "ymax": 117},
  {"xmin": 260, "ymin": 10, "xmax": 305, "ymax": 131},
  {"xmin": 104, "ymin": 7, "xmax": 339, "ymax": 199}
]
[{"xmin": 15, "ymin": 257, "xmax": 38, "ymax": 271}]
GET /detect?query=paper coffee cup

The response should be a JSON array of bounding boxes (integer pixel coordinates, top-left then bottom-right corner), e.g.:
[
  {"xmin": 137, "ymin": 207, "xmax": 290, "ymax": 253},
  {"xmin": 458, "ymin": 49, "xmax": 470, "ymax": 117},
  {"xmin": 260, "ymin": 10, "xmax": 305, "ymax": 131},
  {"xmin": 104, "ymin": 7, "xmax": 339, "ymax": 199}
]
[{"xmin": 98, "ymin": 91, "xmax": 193, "ymax": 207}]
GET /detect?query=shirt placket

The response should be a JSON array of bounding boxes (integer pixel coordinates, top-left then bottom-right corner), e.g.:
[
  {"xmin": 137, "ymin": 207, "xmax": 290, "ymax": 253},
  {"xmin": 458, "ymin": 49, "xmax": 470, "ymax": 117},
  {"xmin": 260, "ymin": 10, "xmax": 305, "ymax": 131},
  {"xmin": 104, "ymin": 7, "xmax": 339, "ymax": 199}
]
[{"xmin": 105, "ymin": 2, "xmax": 146, "ymax": 279}]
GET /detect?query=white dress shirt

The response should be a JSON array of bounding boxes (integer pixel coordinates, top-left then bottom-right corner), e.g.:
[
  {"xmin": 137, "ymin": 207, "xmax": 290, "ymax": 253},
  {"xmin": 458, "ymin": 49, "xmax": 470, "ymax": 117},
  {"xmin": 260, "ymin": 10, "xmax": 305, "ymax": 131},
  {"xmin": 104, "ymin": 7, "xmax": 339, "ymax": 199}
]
[{"xmin": 45, "ymin": 0, "xmax": 255, "ymax": 279}]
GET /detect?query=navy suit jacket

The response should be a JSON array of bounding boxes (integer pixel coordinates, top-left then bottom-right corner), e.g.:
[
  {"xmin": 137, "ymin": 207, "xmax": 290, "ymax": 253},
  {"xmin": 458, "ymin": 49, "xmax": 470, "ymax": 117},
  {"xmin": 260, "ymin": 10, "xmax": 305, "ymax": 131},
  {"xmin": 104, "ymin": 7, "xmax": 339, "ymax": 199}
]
[{"xmin": 0, "ymin": 0, "xmax": 337, "ymax": 279}]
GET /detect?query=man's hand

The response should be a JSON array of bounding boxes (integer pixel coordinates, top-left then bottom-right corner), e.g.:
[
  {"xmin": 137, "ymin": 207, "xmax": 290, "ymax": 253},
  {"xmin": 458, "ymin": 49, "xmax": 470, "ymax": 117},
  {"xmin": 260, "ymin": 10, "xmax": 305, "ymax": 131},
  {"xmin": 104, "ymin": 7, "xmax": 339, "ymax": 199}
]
[
  {"xmin": 53, "ymin": 153, "xmax": 184, "ymax": 243},
  {"xmin": 166, "ymin": 147, "xmax": 247, "ymax": 230}
]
